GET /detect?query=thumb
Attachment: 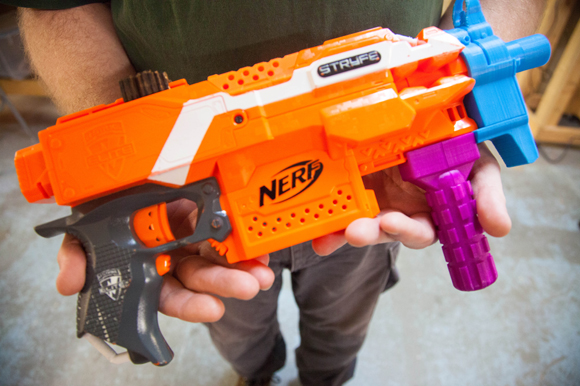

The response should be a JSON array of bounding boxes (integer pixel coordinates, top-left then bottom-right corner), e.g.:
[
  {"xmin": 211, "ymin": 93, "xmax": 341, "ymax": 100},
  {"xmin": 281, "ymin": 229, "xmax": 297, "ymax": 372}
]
[{"xmin": 56, "ymin": 234, "xmax": 87, "ymax": 296}]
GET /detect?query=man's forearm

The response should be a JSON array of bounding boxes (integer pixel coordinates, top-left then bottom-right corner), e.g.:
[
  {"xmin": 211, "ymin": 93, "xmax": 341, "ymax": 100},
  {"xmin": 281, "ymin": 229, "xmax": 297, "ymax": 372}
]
[
  {"xmin": 18, "ymin": 4, "xmax": 135, "ymax": 114},
  {"xmin": 440, "ymin": 0, "xmax": 546, "ymax": 41}
]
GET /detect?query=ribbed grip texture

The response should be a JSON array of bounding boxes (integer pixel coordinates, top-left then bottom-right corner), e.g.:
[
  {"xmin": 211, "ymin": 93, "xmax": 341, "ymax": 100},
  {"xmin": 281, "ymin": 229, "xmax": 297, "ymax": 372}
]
[{"xmin": 426, "ymin": 170, "xmax": 497, "ymax": 291}]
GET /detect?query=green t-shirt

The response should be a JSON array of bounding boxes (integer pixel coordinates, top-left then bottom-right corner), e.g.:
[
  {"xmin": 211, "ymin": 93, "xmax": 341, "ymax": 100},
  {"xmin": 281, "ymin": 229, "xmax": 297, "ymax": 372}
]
[{"xmin": 7, "ymin": 0, "xmax": 443, "ymax": 83}]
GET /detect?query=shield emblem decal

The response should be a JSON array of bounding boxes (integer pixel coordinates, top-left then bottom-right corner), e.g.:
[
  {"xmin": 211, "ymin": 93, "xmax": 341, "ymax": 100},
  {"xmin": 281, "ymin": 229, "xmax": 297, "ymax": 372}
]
[{"xmin": 97, "ymin": 268, "xmax": 129, "ymax": 301}]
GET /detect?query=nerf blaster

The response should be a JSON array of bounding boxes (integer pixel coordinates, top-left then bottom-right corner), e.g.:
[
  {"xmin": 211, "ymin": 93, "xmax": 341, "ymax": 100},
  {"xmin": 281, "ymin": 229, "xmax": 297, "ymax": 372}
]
[{"xmin": 13, "ymin": 0, "xmax": 550, "ymax": 366}]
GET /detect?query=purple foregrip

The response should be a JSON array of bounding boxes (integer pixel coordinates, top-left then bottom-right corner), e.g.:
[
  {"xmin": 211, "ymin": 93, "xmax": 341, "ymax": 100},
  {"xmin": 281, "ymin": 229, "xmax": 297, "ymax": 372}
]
[{"xmin": 399, "ymin": 133, "xmax": 497, "ymax": 291}]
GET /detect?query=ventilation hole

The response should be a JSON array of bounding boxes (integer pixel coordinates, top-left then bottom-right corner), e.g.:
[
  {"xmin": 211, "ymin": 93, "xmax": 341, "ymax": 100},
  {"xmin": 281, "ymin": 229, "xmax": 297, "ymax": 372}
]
[
  {"xmin": 319, "ymin": 204, "xmax": 324, "ymax": 209},
  {"xmin": 258, "ymin": 66, "xmax": 265, "ymax": 72},
  {"xmin": 223, "ymin": 84, "xmax": 229, "ymax": 90},
  {"xmin": 253, "ymin": 217, "xmax": 258, "ymax": 222},
  {"xmin": 272, "ymin": 227, "xmax": 277, "ymax": 232},
  {"xmin": 148, "ymin": 211, "xmax": 153, "ymax": 216},
  {"xmin": 156, "ymin": 237, "xmax": 160, "ymax": 242},
  {"xmin": 228, "ymin": 74, "xmax": 235, "ymax": 81},
  {"xmin": 149, "ymin": 225, "xmax": 154, "ymax": 230},
  {"xmin": 249, "ymin": 226, "xmax": 253, "ymax": 231},
  {"xmin": 346, "ymin": 195, "xmax": 352, "ymax": 200},
  {"xmin": 333, "ymin": 200, "xmax": 338, "ymax": 205},
  {"xmin": 314, "ymin": 214, "xmax": 319, "ymax": 219},
  {"xmin": 272, "ymin": 61, "xmax": 279, "ymax": 68},
  {"xmin": 328, "ymin": 209, "xmax": 333, "ymax": 215},
  {"xmin": 305, "ymin": 208, "xmax": 310, "ymax": 214},
  {"xmin": 238, "ymin": 79, "xmax": 244, "ymax": 85},
  {"xmin": 243, "ymin": 70, "xmax": 250, "ymax": 76},
  {"xmin": 286, "ymin": 223, "xmax": 291, "ymax": 227},
  {"xmin": 258, "ymin": 232, "xmax": 263, "ymax": 237},
  {"xmin": 337, "ymin": 190, "xmax": 343, "ymax": 195},
  {"xmin": 291, "ymin": 213, "xmax": 296, "ymax": 218},
  {"xmin": 447, "ymin": 108, "xmax": 457, "ymax": 122},
  {"xmin": 342, "ymin": 205, "xmax": 347, "ymax": 210},
  {"xmin": 277, "ymin": 217, "xmax": 282, "ymax": 222},
  {"xmin": 262, "ymin": 222, "xmax": 267, "ymax": 227},
  {"xmin": 268, "ymin": 70, "xmax": 274, "ymax": 76},
  {"xmin": 300, "ymin": 218, "xmax": 305, "ymax": 223},
  {"xmin": 253, "ymin": 75, "xmax": 259, "ymax": 80}
]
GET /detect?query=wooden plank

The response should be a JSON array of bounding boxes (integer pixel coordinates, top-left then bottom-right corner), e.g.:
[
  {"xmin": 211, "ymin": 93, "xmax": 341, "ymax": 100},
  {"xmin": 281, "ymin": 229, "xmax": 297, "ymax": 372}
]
[
  {"xmin": 518, "ymin": 0, "xmax": 575, "ymax": 98},
  {"xmin": 442, "ymin": 0, "xmax": 453, "ymax": 16},
  {"xmin": 529, "ymin": 110, "xmax": 540, "ymax": 138},
  {"xmin": 535, "ymin": 125, "xmax": 580, "ymax": 145},
  {"xmin": 565, "ymin": 86, "xmax": 580, "ymax": 117},
  {"xmin": 0, "ymin": 79, "xmax": 47, "ymax": 96},
  {"xmin": 534, "ymin": 19, "xmax": 580, "ymax": 128}
]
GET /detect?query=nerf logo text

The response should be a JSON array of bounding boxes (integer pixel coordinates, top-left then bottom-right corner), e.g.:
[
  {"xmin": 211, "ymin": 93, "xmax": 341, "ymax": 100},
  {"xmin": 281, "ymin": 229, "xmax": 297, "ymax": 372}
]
[
  {"xmin": 259, "ymin": 160, "xmax": 323, "ymax": 207},
  {"xmin": 317, "ymin": 50, "xmax": 381, "ymax": 78}
]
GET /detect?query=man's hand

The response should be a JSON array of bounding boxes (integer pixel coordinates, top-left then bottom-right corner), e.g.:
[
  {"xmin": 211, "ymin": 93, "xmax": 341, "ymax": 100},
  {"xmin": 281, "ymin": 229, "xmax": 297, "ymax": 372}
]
[
  {"xmin": 311, "ymin": 142, "xmax": 512, "ymax": 255},
  {"xmin": 56, "ymin": 201, "xmax": 275, "ymax": 323}
]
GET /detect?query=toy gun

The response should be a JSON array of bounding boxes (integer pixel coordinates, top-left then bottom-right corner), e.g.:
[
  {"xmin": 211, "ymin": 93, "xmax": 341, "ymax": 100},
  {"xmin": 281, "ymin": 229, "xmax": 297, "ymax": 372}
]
[{"xmin": 13, "ymin": 0, "xmax": 550, "ymax": 366}]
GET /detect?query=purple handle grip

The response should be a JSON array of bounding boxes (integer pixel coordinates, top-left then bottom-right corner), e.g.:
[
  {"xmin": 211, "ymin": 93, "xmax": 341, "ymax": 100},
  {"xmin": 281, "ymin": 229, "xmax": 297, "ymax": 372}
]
[{"xmin": 399, "ymin": 133, "xmax": 497, "ymax": 291}]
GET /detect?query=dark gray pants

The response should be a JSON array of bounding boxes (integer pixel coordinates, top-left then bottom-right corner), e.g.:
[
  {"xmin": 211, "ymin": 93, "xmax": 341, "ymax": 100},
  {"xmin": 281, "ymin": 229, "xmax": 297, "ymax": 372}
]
[{"xmin": 206, "ymin": 241, "xmax": 400, "ymax": 386}]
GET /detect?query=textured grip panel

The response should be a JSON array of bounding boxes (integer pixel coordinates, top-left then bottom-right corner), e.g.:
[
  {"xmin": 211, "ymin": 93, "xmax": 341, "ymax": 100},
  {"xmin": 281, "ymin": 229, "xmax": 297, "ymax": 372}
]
[
  {"xmin": 426, "ymin": 170, "xmax": 497, "ymax": 291},
  {"xmin": 77, "ymin": 242, "xmax": 133, "ymax": 344},
  {"xmin": 34, "ymin": 178, "xmax": 231, "ymax": 365}
]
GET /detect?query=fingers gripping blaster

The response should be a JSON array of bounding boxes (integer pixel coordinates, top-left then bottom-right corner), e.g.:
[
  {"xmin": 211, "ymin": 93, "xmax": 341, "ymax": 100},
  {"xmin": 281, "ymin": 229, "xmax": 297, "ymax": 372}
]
[{"xmin": 14, "ymin": 0, "xmax": 549, "ymax": 365}]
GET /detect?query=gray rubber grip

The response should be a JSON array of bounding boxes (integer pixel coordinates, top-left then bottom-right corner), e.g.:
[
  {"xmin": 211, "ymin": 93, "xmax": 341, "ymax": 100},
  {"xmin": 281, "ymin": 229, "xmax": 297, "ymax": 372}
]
[{"xmin": 35, "ymin": 178, "xmax": 231, "ymax": 365}]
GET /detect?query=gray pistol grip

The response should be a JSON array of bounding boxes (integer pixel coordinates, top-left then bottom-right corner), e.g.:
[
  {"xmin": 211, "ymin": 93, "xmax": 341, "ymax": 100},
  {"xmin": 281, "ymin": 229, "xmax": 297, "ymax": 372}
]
[{"xmin": 35, "ymin": 178, "xmax": 231, "ymax": 365}]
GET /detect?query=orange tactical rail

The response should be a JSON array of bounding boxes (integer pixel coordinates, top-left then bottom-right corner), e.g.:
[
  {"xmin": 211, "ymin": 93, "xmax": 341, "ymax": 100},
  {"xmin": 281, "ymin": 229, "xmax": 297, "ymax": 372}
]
[{"xmin": 15, "ymin": 26, "xmax": 476, "ymax": 264}]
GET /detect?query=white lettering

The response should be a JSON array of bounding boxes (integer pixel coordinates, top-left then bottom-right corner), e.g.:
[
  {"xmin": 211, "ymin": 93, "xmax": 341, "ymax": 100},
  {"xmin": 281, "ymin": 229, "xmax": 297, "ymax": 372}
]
[
  {"xmin": 359, "ymin": 53, "xmax": 370, "ymax": 64},
  {"xmin": 339, "ymin": 59, "xmax": 351, "ymax": 70},
  {"xmin": 317, "ymin": 51, "xmax": 381, "ymax": 77},
  {"xmin": 319, "ymin": 64, "xmax": 331, "ymax": 75}
]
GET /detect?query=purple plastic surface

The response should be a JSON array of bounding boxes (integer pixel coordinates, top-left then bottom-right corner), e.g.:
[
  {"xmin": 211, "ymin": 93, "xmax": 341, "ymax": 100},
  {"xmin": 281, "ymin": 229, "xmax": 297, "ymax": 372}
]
[{"xmin": 399, "ymin": 133, "xmax": 497, "ymax": 291}]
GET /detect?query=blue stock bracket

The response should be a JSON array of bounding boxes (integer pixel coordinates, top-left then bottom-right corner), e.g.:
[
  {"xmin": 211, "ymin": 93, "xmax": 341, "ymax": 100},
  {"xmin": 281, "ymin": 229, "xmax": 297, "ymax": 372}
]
[{"xmin": 445, "ymin": 0, "xmax": 551, "ymax": 167}]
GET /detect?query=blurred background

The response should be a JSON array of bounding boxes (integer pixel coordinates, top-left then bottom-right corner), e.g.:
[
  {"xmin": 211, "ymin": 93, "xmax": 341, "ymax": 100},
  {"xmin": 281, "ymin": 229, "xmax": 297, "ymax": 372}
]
[{"xmin": 1, "ymin": 1, "xmax": 579, "ymax": 385}]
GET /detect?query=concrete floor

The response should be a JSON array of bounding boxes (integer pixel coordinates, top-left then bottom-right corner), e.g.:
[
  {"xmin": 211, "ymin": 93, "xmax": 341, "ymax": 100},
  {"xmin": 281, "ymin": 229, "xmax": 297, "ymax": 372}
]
[{"xmin": 1, "ymin": 95, "xmax": 579, "ymax": 386}]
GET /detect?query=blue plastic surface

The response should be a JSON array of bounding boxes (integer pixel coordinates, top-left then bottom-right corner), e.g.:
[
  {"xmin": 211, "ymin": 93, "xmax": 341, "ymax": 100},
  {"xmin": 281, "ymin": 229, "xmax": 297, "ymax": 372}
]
[{"xmin": 445, "ymin": 0, "xmax": 551, "ymax": 167}]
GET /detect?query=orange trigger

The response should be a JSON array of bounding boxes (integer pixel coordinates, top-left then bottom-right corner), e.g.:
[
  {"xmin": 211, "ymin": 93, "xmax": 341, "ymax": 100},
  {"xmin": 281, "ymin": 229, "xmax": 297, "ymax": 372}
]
[{"xmin": 133, "ymin": 202, "xmax": 176, "ymax": 248}]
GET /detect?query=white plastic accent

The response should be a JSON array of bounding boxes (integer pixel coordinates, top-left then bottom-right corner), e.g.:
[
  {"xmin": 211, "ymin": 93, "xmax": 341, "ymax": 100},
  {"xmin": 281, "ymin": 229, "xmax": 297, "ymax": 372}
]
[
  {"xmin": 151, "ymin": 95, "xmax": 227, "ymax": 175},
  {"xmin": 149, "ymin": 31, "xmax": 464, "ymax": 185},
  {"xmin": 149, "ymin": 165, "xmax": 191, "ymax": 185},
  {"xmin": 324, "ymin": 88, "xmax": 398, "ymax": 115},
  {"xmin": 399, "ymin": 75, "xmax": 471, "ymax": 99},
  {"xmin": 83, "ymin": 333, "xmax": 131, "ymax": 364}
]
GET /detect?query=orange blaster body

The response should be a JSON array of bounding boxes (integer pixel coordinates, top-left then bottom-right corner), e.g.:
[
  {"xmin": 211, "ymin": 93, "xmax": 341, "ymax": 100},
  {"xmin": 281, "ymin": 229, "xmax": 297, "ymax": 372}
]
[
  {"xmin": 13, "ymin": 24, "xmax": 499, "ymax": 366},
  {"xmin": 16, "ymin": 27, "xmax": 476, "ymax": 263}
]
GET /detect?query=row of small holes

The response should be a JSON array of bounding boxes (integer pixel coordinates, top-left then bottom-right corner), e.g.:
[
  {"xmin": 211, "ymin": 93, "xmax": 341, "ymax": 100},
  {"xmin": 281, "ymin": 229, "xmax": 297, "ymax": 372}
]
[
  {"xmin": 248, "ymin": 193, "xmax": 352, "ymax": 236},
  {"xmin": 147, "ymin": 211, "xmax": 162, "ymax": 242},
  {"xmin": 222, "ymin": 62, "xmax": 279, "ymax": 90}
]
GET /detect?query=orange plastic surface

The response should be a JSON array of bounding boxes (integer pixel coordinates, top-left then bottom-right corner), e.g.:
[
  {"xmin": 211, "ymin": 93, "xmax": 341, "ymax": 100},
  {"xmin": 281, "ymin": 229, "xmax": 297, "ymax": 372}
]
[
  {"xmin": 133, "ymin": 202, "xmax": 176, "ymax": 248},
  {"xmin": 14, "ymin": 143, "xmax": 53, "ymax": 203},
  {"xmin": 155, "ymin": 254, "xmax": 171, "ymax": 276},
  {"xmin": 15, "ymin": 25, "xmax": 476, "ymax": 264},
  {"xmin": 208, "ymin": 54, "xmax": 298, "ymax": 95}
]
